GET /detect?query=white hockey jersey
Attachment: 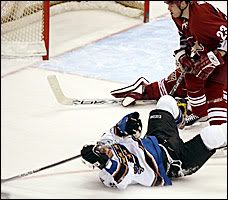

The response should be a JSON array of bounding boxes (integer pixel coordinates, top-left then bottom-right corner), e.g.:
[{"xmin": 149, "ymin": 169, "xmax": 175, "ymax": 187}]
[{"xmin": 96, "ymin": 128, "xmax": 172, "ymax": 189}]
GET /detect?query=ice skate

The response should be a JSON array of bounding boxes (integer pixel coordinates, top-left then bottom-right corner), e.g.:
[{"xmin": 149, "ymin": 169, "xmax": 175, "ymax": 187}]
[{"xmin": 185, "ymin": 112, "xmax": 208, "ymax": 127}]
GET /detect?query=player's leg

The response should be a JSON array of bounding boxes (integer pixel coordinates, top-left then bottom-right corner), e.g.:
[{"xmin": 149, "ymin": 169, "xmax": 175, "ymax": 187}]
[
  {"xmin": 144, "ymin": 95, "xmax": 190, "ymax": 177},
  {"xmin": 206, "ymin": 81, "xmax": 227, "ymax": 126},
  {"xmin": 145, "ymin": 95, "xmax": 186, "ymax": 149},
  {"xmin": 184, "ymin": 73, "xmax": 208, "ymax": 126},
  {"xmin": 177, "ymin": 123, "xmax": 227, "ymax": 175},
  {"xmin": 144, "ymin": 95, "xmax": 226, "ymax": 178}
]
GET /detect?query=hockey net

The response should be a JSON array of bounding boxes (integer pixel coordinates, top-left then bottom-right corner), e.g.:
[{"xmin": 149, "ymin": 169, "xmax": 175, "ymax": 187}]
[
  {"xmin": 1, "ymin": 1, "xmax": 49, "ymax": 59},
  {"xmin": 48, "ymin": 1, "xmax": 149, "ymax": 21},
  {"xmin": 1, "ymin": 1, "xmax": 149, "ymax": 60}
]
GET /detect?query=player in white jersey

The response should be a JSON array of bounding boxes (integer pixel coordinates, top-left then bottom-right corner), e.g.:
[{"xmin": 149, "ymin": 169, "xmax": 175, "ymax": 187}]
[{"xmin": 81, "ymin": 95, "xmax": 227, "ymax": 189}]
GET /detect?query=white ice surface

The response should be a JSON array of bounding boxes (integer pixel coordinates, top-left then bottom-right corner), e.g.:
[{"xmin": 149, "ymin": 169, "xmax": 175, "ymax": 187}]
[{"xmin": 1, "ymin": 1, "xmax": 227, "ymax": 199}]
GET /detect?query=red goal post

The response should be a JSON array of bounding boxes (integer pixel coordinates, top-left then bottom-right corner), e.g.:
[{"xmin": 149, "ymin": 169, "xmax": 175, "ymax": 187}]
[{"xmin": 1, "ymin": 1, "xmax": 149, "ymax": 60}]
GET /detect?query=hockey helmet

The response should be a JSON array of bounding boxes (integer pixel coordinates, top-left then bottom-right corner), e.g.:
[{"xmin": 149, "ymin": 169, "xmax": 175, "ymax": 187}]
[
  {"xmin": 164, "ymin": 1, "xmax": 191, "ymax": 5},
  {"xmin": 164, "ymin": 0, "xmax": 191, "ymax": 16}
]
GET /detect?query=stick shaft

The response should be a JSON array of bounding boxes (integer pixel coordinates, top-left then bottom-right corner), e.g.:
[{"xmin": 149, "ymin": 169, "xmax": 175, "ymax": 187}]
[
  {"xmin": 169, "ymin": 68, "xmax": 187, "ymax": 96},
  {"xmin": 2, "ymin": 154, "xmax": 81, "ymax": 183}
]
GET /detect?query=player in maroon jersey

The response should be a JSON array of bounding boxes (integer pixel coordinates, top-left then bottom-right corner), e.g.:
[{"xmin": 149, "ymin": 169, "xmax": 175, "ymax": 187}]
[
  {"xmin": 111, "ymin": 1, "xmax": 227, "ymax": 128},
  {"xmin": 166, "ymin": 0, "xmax": 227, "ymax": 126}
]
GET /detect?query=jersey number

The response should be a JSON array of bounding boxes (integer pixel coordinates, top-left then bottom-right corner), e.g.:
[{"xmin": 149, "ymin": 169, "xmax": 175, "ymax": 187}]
[{"xmin": 216, "ymin": 25, "xmax": 227, "ymax": 40}]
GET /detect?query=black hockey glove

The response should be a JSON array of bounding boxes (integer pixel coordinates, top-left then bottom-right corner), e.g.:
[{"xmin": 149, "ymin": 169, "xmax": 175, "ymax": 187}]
[
  {"xmin": 167, "ymin": 160, "xmax": 184, "ymax": 178},
  {"xmin": 81, "ymin": 144, "xmax": 109, "ymax": 169},
  {"xmin": 114, "ymin": 112, "xmax": 142, "ymax": 138}
]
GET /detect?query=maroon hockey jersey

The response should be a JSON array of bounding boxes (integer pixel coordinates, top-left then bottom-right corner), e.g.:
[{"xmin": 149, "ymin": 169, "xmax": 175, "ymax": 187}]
[{"xmin": 172, "ymin": 1, "xmax": 227, "ymax": 85}]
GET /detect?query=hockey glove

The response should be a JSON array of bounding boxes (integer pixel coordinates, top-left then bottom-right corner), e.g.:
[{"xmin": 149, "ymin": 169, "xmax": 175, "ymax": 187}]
[
  {"xmin": 114, "ymin": 112, "xmax": 142, "ymax": 138},
  {"xmin": 167, "ymin": 160, "xmax": 184, "ymax": 178},
  {"xmin": 175, "ymin": 97, "xmax": 188, "ymax": 129},
  {"xmin": 81, "ymin": 144, "xmax": 109, "ymax": 169},
  {"xmin": 174, "ymin": 48, "xmax": 194, "ymax": 73},
  {"xmin": 176, "ymin": 97, "xmax": 188, "ymax": 117},
  {"xmin": 192, "ymin": 51, "xmax": 224, "ymax": 80}
]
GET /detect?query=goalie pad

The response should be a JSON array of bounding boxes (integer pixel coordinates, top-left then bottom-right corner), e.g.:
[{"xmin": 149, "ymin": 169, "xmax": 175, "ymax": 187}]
[
  {"xmin": 111, "ymin": 77, "xmax": 151, "ymax": 107},
  {"xmin": 110, "ymin": 77, "xmax": 149, "ymax": 99},
  {"xmin": 110, "ymin": 69, "xmax": 188, "ymax": 107},
  {"xmin": 110, "ymin": 77, "xmax": 150, "ymax": 107}
]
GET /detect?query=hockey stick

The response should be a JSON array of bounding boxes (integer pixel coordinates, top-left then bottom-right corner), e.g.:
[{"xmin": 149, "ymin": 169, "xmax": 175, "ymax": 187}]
[
  {"xmin": 47, "ymin": 75, "xmax": 157, "ymax": 106},
  {"xmin": 47, "ymin": 66, "xmax": 187, "ymax": 106},
  {"xmin": 169, "ymin": 67, "xmax": 187, "ymax": 96},
  {"xmin": 1, "ymin": 154, "xmax": 81, "ymax": 184}
]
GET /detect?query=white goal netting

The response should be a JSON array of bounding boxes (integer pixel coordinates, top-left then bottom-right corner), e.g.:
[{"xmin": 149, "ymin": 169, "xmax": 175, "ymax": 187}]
[
  {"xmin": 1, "ymin": 1, "xmax": 48, "ymax": 57},
  {"xmin": 1, "ymin": 1, "xmax": 147, "ymax": 59}
]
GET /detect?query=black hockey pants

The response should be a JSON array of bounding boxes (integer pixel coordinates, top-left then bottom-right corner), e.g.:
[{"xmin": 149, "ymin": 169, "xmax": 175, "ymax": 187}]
[{"xmin": 144, "ymin": 109, "xmax": 215, "ymax": 177}]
